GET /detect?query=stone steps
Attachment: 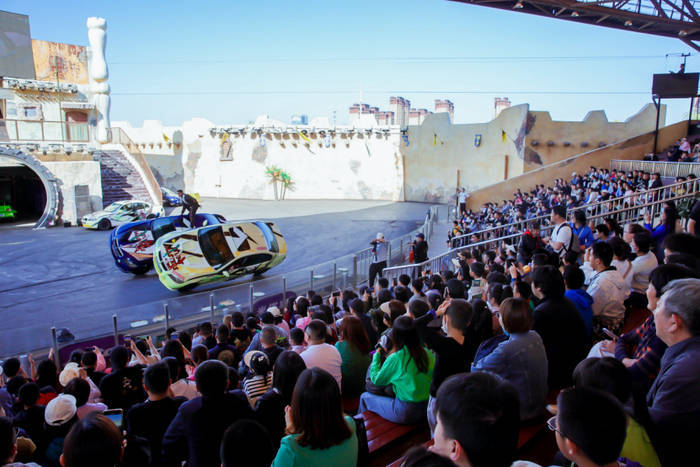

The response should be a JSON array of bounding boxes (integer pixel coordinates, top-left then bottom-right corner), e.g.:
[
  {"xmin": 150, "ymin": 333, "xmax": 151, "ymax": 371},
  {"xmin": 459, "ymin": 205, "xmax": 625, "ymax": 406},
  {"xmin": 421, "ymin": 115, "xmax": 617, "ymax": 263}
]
[{"xmin": 98, "ymin": 150, "xmax": 152, "ymax": 207}]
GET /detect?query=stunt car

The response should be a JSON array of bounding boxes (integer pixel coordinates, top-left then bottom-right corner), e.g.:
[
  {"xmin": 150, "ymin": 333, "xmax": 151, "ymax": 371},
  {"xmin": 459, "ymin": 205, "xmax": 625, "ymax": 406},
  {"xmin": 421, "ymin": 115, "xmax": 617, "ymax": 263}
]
[
  {"xmin": 161, "ymin": 187, "xmax": 182, "ymax": 207},
  {"xmin": 153, "ymin": 221, "xmax": 286, "ymax": 292},
  {"xmin": 81, "ymin": 200, "xmax": 162, "ymax": 230},
  {"xmin": 0, "ymin": 204, "xmax": 17, "ymax": 220},
  {"xmin": 110, "ymin": 213, "xmax": 227, "ymax": 274}
]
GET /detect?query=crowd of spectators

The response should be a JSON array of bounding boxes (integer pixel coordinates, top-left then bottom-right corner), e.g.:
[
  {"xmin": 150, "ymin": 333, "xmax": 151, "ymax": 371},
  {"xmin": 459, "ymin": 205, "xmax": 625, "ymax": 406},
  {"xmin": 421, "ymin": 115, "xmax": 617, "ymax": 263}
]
[
  {"xmin": 449, "ymin": 165, "xmax": 697, "ymax": 247},
  {"xmin": 2, "ymin": 200, "xmax": 700, "ymax": 466}
]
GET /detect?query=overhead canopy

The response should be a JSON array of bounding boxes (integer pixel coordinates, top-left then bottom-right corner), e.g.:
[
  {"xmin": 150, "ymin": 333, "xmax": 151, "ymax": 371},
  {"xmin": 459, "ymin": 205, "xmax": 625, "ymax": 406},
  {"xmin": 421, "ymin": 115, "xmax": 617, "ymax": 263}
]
[{"xmin": 450, "ymin": 0, "xmax": 700, "ymax": 51}]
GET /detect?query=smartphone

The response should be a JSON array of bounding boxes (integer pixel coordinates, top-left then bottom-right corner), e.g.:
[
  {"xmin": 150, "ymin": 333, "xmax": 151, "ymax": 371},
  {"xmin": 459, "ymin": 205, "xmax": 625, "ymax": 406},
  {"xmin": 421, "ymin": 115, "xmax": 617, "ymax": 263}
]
[
  {"xmin": 332, "ymin": 291, "xmax": 340, "ymax": 297},
  {"xmin": 102, "ymin": 408, "xmax": 123, "ymax": 429},
  {"xmin": 602, "ymin": 328, "xmax": 618, "ymax": 340}
]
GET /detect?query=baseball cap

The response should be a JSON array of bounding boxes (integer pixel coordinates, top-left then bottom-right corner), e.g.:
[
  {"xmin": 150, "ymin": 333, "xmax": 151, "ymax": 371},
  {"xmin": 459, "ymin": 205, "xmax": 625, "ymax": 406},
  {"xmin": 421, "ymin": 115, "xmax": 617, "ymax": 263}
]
[
  {"xmin": 267, "ymin": 306, "xmax": 282, "ymax": 318},
  {"xmin": 379, "ymin": 302, "xmax": 392, "ymax": 316},
  {"xmin": 416, "ymin": 233, "xmax": 425, "ymax": 239},
  {"xmin": 45, "ymin": 394, "xmax": 77, "ymax": 426},
  {"xmin": 59, "ymin": 362, "xmax": 81, "ymax": 387}
]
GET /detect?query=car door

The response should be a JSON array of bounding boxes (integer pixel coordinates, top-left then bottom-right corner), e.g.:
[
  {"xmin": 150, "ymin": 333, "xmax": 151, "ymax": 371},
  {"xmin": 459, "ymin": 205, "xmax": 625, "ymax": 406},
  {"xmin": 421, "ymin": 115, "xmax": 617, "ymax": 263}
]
[{"xmin": 116, "ymin": 223, "xmax": 154, "ymax": 260}]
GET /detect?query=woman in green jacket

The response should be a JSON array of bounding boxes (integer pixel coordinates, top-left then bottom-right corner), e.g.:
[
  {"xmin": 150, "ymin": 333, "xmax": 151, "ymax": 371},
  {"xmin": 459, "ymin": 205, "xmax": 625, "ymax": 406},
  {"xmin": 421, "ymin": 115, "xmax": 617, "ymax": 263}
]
[
  {"xmin": 272, "ymin": 367, "xmax": 358, "ymax": 467},
  {"xmin": 335, "ymin": 316, "xmax": 372, "ymax": 397},
  {"xmin": 358, "ymin": 315, "xmax": 435, "ymax": 424}
]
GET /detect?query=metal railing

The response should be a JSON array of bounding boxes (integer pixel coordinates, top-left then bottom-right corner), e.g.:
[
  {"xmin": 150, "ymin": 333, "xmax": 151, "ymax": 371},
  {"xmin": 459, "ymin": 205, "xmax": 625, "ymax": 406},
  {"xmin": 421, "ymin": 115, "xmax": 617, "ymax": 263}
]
[
  {"xmin": 381, "ymin": 177, "xmax": 700, "ymax": 282},
  {"xmin": 0, "ymin": 204, "xmax": 441, "ymax": 361},
  {"xmin": 0, "ymin": 118, "xmax": 89, "ymax": 142},
  {"xmin": 611, "ymin": 159, "xmax": 700, "ymax": 179}
]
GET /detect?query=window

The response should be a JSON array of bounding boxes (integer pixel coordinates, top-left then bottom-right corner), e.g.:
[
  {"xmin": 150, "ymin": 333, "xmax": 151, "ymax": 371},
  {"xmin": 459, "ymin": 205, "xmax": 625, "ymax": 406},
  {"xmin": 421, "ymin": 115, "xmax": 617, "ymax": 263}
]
[
  {"xmin": 199, "ymin": 226, "xmax": 234, "ymax": 268},
  {"xmin": 254, "ymin": 221, "xmax": 279, "ymax": 252},
  {"xmin": 232, "ymin": 253, "xmax": 273, "ymax": 269},
  {"xmin": 23, "ymin": 106, "xmax": 38, "ymax": 118},
  {"xmin": 151, "ymin": 218, "xmax": 176, "ymax": 241}
]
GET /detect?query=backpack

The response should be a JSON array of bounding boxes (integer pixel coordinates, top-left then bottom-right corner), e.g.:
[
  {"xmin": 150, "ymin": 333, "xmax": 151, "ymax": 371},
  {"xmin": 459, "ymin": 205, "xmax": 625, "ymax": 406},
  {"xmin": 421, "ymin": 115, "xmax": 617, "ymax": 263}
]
[{"xmin": 555, "ymin": 223, "xmax": 581, "ymax": 254}]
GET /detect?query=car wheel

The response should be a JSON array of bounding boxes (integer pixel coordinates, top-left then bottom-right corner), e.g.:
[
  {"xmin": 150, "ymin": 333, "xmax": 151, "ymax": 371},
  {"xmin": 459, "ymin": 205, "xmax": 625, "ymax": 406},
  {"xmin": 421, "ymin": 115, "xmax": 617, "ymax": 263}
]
[
  {"xmin": 177, "ymin": 283, "xmax": 198, "ymax": 293},
  {"xmin": 97, "ymin": 219, "xmax": 111, "ymax": 231},
  {"xmin": 131, "ymin": 263, "xmax": 152, "ymax": 275}
]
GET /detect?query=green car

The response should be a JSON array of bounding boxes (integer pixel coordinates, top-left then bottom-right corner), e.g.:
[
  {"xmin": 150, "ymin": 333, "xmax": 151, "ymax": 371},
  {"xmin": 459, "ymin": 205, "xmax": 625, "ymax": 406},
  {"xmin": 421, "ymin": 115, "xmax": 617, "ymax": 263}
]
[{"xmin": 0, "ymin": 204, "xmax": 17, "ymax": 219}]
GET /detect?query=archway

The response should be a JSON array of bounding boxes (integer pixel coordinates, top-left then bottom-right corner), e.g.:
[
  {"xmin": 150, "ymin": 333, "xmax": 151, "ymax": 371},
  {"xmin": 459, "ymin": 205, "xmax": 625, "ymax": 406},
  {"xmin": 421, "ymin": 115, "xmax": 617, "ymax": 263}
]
[{"xmin": 0, "ymin": 148, "xmax": 62, "ymax": 229}]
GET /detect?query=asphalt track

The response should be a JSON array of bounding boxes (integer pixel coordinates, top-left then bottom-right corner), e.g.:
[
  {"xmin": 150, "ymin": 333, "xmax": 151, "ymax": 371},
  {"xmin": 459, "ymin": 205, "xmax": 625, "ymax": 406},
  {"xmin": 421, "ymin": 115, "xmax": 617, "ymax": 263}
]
[{"xmin": 0, "ymin": 199, "xmax": 432, "ymax": 357}]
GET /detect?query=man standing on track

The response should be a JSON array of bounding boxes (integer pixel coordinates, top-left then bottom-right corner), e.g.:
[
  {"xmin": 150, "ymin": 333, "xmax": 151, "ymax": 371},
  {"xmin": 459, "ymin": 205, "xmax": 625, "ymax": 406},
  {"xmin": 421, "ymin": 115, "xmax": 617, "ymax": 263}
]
[
  {"xmin": 369, "ymin": 233, "xmax": 388, "ymax": 287},
  {"xmin": 177, "ymin": 190, "xmax": 200, "ymax": 226}
]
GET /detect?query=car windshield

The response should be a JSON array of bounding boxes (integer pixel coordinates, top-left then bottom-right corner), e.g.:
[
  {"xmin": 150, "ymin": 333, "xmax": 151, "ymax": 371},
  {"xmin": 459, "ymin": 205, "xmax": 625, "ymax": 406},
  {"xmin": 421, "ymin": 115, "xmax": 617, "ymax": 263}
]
[
  {"xmin": 151, "ymin": 218, "xmax": 176, "ymax": 240},
  {"xmin": 105, "ymin": 203, "xmax": 124, "ymax": 212},
  {"xmin": 254, "ymin": 221, "xmax": 279, "ymax": 253},
  {"xmin": 199, "ymin": 226, "xmax": 234, "ymax": 267}
]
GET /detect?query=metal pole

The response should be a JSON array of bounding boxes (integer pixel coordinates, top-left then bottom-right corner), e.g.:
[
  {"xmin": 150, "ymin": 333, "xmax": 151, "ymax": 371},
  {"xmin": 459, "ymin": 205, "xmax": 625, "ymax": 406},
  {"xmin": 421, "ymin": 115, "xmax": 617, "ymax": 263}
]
[
  {"xmin": 689, "ymin": 97, "xmax": 694, "ymax": 134},
  {"xmin": 51, "ymin": 327, "xmax": 60, "ymax": 369},
  {"xmin": 210, "ymin": 293, "xmax": 215, "ymax": 326},
  {"xmin": 653, "ymin": 95, "xmax": 661, "ymax": 156},
  {"xmin": 387, "ymin": 242, "xmax": 392, "ymax": 267},
  {"xmin": 249, "ymin": 284, "xmax": 254, "ymax": 314},
  {"xmin": 164, "ymin": 304, "xmax": 169, "ymax": 333},
  {"xmin": 352, "ymin": 255, "xmax": 358, "ymax": 289},
  {"xmin": 400, "ymin": 239, "xmax": 404, "ymax": 260},
  {"xmin": 112, "ymin": 314, "xmax": 119, "ymax": 347},
  {"xmin": 310, "ymin": 269, "xmax": 314, "ymax": 291},
  {"xmin": 332, "ymin": 262, "xmax": 337, "ymax": 291},
  {"xmin": 282, "ymin": 276, "xmax": 287, "ymax": 305}
]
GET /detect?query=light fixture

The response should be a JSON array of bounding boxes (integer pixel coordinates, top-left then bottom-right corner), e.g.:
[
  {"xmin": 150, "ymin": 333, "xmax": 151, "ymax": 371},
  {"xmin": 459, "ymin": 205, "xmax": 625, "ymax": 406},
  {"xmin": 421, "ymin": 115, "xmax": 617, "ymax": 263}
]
[
  {"xmin": 624, "ymin": 20, "xmax": 633, "ymax": 27},
  {"xmin": 514, "ymin": 1, "xmax": 524, "ymax": 9},
  {"xmin": 679, "ymin": 30, "xmax": 689, "ymax": 37},
  {"xmin": 571, "ymin": 11, "xmax": 579, "ymax": 17}
]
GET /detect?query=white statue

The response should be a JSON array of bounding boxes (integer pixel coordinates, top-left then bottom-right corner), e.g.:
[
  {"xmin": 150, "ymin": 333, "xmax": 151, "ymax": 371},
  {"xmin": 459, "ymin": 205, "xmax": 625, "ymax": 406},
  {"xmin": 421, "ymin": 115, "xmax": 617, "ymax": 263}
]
[{"xmin": 87, "ymin": 17, "xmax": 110, "ymax": 144}]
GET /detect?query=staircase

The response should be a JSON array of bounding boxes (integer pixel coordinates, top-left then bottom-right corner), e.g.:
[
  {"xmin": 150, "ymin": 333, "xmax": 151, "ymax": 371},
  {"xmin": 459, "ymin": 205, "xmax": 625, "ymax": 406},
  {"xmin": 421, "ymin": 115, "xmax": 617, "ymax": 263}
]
[{"xmin": 98, "ymin": 149, "xmax": 152, "ymax": 207}]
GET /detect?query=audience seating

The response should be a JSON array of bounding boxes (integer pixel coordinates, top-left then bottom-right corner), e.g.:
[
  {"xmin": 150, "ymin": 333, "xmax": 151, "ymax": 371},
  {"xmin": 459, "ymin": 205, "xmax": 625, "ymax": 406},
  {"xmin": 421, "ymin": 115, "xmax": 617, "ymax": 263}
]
[{"xmin": 354, "ymin": 411, "xmax": 422, "ymax": 456}]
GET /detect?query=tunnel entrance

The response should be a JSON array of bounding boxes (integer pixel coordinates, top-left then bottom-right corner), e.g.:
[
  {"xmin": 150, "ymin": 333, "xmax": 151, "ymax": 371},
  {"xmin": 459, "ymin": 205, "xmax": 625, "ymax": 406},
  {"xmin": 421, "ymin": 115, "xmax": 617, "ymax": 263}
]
[{"xmin": 0, "ymin": 162, "xmax": 47, "ymax": 224}]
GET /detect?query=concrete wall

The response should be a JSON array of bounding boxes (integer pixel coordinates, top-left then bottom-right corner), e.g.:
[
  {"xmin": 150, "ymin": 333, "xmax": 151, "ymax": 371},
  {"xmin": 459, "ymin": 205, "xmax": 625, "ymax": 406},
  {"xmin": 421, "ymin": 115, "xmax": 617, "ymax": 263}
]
[
  {"xmin": 465, "ymin": 120, "xmax": 689, "ymax": 210},
  {"xmin": 523, "ymin": 104, "xmax": 664, "ymax": 171},
  {"xmin": 43, "ymin": 160, "xmax": 102, "ymax": 224},
  {"xmin": 401, "ymin": 105, "xmax": 529, "ymax": 203}
]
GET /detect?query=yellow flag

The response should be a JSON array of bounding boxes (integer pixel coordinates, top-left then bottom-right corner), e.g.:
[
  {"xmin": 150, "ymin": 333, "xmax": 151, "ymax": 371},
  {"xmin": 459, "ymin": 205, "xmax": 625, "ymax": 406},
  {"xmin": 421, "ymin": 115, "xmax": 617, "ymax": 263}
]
[
  {"xmin": 298, "ymin": 131, "xmax": 311, "ymax": 143},
  {"xmin": 220, "ymin": 133, "xmax": 229, "ymax": 142},
  {"xmin": 162, "ymin": 133, "xmax": 170, "ymax": 142},
  {"xmin": 501, "ymin": 130, "xmax": 507, "ymax": 143},
  {"xmin": 433, "ymin": 134, "xmax": 437, "ymax": 146}
]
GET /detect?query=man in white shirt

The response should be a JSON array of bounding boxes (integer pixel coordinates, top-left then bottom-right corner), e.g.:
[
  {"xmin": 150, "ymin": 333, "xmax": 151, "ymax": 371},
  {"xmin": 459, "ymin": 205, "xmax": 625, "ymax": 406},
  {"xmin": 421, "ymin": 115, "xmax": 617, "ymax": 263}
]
[
  {"xmin": 582, "ymin": 242, "xmax": 628, "ymax": 337},
  {"xmin": 627, "ymin": 230, "xmax": 657, "ymax": 308},
  {"xmin": 300, "ymin": 319, "xmax": 343, "ymax": 390},
  {"xmin": 546, "ymin": 205, "xmax": 572, "ymax": 259},
  {"xmin": 458, "ymin": 189, "xmax": 468, "ymax": 215}
]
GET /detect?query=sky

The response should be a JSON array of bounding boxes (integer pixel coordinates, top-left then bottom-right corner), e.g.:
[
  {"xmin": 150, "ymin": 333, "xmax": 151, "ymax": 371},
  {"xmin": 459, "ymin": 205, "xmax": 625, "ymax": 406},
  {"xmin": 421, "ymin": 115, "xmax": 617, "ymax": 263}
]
[{"xmin": 5, "ymin": 0, "xmax": 699, "ymax": 127}]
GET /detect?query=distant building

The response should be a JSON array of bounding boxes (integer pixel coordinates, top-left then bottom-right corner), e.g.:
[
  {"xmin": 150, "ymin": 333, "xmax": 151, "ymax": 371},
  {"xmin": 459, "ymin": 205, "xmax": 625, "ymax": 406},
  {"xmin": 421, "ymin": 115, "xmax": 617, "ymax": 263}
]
[
  {"xmin": 408, "ymin": 109, "xmax": 431, "ymax": 126},
  {"xmin": 494, "ymin": 97, "xmax": 511, "ymax": 118},
  {"xmin": 291, "ymin": 114, "xmax": 308, "ymax": 125},
  {"xmin": 434, "ymin": 99, "xmax": 454, "ymax": 122},
  {"xmin": 390, "ymin": 96, "xmax": 410, "ymax": 127}
]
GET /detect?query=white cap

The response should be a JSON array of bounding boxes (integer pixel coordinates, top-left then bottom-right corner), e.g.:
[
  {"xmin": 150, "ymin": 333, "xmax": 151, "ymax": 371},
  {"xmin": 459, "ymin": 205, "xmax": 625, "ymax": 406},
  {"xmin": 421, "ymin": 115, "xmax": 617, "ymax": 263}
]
[
  {"xmin": 59, "ymin": 362, "xmax": 81, "ymax": 387},
  {"xmin": 45, "ymin": 394, "xmax": 77, "ymax": 426},
  {"xmin": 376, "ymin": 233, "xmax": 384, "ymax": 239},
  {"xmin": 267, "ymin": 306, "xmax": 282, "ymax": 317}
]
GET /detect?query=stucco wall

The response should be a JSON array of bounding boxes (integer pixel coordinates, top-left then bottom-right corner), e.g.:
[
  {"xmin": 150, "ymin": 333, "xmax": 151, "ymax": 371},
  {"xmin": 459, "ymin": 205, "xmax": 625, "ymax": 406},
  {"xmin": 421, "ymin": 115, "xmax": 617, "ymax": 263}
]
[
  {"xmin": 113, "ymin": 119, "xmax": 404, "ymax": 200},
  {"xmin": 523, "ymin": 104, "xmax": 664, "ymax": 171},
  {"xmin": 465, "ymin": 120, "xmax": 689, "ymax": 210},
  {"xmin": 43, "ymin": 160, "xmax": 102, "ymax": 224},
  {"xmin": 401, "ymin": 106, "xmax": 529, "ymax": 203}
]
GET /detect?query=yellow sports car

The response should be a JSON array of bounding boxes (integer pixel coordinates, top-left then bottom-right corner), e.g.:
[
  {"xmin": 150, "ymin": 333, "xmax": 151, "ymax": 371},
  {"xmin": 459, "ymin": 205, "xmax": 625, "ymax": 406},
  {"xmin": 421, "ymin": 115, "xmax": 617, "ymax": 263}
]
[{"xmin": 153, "ymin": 221, "xmax": 286, "ymax": 292}]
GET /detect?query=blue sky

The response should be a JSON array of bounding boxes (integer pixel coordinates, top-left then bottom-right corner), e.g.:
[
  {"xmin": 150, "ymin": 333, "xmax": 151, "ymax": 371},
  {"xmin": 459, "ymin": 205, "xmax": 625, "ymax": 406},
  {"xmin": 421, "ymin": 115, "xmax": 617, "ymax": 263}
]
[{"xmin": 6, "ymin": 0, "xmax": 698, "ymax": 126}]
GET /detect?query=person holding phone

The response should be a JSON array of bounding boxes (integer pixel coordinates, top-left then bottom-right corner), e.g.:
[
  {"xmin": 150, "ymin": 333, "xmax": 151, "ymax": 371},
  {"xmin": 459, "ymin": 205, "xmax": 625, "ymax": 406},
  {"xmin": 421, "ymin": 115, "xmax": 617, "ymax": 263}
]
[{"xmin": 369, "ymin": 233, "xmax": 388, "ymax": 287}]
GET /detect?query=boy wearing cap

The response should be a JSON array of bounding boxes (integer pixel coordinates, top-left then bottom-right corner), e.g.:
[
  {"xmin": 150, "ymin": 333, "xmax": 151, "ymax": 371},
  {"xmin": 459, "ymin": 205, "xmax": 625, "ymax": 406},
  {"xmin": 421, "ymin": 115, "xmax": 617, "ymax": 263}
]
[{"xmin": 43, "ymin": 394, "xmax": 78, "ymax": 466}]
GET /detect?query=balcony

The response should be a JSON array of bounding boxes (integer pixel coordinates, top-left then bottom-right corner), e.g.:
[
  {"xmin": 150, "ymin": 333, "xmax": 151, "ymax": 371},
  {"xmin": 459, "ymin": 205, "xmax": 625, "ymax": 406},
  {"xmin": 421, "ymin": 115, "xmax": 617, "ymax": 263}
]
[{"xmin": 0, "ymin": 119, "xmax": 90, "ymax": 143}]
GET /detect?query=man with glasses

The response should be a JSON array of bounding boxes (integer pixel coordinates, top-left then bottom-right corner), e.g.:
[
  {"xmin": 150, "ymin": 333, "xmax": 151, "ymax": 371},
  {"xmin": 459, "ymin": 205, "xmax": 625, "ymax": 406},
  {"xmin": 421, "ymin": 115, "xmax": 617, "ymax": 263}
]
[{"xmin": 547, "ymin": 387, "xmax": 628, "ymax": 467}]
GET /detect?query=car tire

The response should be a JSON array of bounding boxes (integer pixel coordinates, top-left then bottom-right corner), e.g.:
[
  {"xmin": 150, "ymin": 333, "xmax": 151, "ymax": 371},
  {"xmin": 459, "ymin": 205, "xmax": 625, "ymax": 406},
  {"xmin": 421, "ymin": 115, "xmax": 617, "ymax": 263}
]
[
  {"xmin": 97, "ymin": 219, "xmax": 111, "ymax": 231},
  {"xmin": 177, "ymin": 283, "xmax": 198, "ymax": 293},
  {"xmin": 131, "ymin": 263, "xmax": 152, "ymax": 275}
]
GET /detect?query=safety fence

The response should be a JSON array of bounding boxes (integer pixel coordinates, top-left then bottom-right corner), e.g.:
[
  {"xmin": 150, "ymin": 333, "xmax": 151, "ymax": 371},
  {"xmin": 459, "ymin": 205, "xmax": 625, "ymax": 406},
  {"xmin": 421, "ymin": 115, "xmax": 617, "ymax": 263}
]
[
  {"xmin": 0, "ymin": 205, "xmax": 441, "ymax": 365},
  {"xmin": 610, "ymin": 159, "xmax": 700, "ymax": 179},
  {"xmin": 380, "ymin": 177, "xmax": 700, "ymax": 283}
]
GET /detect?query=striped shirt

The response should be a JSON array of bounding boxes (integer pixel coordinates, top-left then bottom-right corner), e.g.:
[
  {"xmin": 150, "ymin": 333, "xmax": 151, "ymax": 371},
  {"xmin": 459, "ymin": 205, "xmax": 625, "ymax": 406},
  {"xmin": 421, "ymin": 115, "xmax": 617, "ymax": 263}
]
[{"xmin": 244, "ymin": 373, "xmax": 272, "ymax": 407}]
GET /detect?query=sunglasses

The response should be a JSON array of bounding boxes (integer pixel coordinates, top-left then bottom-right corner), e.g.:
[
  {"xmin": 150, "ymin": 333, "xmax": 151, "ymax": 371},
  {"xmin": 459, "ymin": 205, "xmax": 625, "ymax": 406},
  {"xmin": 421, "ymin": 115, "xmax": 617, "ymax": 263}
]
[{"xmin": 546, "ymin": 416, "xmax": 562, "ymax": 436}]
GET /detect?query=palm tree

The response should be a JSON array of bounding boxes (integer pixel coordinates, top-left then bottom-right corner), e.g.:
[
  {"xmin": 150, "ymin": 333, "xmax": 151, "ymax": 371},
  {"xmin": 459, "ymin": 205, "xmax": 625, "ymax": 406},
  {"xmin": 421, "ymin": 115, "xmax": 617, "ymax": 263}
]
[{"xmin": 265, "ymin": 165, "xmax": 282, "ymax": 200}]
